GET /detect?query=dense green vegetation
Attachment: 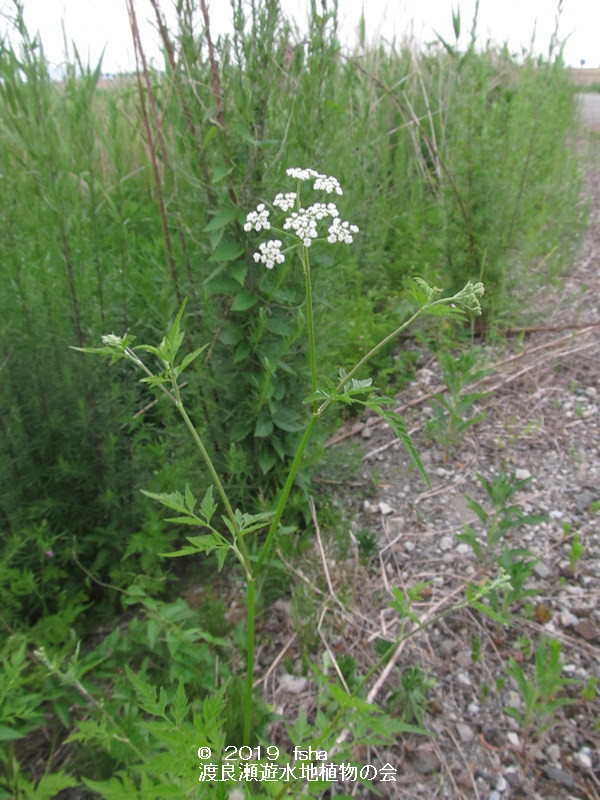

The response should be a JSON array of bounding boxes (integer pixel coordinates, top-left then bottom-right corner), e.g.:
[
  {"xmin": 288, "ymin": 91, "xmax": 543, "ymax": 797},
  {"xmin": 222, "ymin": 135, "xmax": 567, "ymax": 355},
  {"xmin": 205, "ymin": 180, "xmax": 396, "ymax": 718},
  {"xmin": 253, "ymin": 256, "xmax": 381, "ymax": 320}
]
[{"xmin": 0, "ymin": 0, "xmax": 584, "ymax": 796}]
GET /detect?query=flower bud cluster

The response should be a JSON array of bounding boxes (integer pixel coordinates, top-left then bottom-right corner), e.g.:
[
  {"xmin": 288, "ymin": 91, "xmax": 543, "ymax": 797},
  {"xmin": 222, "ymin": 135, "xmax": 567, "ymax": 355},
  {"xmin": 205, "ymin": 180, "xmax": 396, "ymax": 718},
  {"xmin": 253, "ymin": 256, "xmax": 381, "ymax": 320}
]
[
  {"xmin": 243, "ymin": 203, "xmax": 270, "ymax": 232},
  {"xmin": 253, "ymin": 239, "xmax": 285, "ymax": 270}
]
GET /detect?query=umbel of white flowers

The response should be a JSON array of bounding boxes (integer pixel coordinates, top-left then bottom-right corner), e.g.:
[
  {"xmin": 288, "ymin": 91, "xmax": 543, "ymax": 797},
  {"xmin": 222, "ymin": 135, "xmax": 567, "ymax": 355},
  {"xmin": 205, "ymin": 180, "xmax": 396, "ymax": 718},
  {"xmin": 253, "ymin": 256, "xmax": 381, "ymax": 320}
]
[{"xmin": 244, "ymin": 168, "xmax": 359, "ymax": 268}]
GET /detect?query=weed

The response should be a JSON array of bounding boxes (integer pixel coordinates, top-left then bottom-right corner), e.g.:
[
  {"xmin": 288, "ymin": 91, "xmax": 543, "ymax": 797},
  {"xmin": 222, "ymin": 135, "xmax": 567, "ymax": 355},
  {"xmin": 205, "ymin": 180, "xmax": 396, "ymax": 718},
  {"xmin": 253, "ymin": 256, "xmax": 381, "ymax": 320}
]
[
  {"xmin": 425, "ymin": 347, "xmax": 492, "ymax": 455},
  {"xmin": 456, "ymin": 471, "xmax": 546, "ymax": 565},
  {"xmin": 387, "ymin": 666, "xmax": 437, "ymax": 726},
  {"xmin": 504, "ymin": 637, "xmax": 577, "ymax": 758},
  {"xmin": 356, "ymin": 530, "xmax": 378, "ymax": 565},
  {"xmin": 568, "ymin": 533, "xmax": 585, "ymax": 576}
]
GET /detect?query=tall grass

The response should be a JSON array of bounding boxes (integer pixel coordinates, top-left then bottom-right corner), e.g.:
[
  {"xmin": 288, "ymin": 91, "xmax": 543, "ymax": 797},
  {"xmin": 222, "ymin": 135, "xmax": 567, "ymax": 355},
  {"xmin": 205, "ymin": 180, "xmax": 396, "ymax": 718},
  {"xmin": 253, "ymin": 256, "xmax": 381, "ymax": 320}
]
[{"xmin": 0, "ymin": 0, "xmax": 582, "ymax": 628}]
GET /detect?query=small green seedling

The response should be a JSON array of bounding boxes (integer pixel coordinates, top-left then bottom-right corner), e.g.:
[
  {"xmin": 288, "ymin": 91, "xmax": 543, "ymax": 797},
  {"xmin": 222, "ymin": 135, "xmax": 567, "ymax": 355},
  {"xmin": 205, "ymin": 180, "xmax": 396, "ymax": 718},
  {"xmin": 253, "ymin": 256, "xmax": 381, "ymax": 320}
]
[
  {"xmin": 388, "ymin": 666, "xmax": 436, "ymax": 725},
  {"xmin": 425, "ymin": 347, "xmax": 492, "ymax": 456},
  {"xmin": 456, "ymin": 471, "xmax": 546, "ymax": 565},
  {"xmin": 504, "ymin": 637, "xmax": 577, "ymax": 759},
  {"xmin": 568, "ymin": 533, "xmax": 584, "ymax": 576}
]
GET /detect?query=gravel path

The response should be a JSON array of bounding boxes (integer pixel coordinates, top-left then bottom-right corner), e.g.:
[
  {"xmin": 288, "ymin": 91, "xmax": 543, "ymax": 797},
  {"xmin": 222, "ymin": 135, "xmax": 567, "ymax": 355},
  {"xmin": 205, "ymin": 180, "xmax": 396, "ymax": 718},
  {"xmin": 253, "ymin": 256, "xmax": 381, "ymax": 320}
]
[{"xmin": 579, "ymin": 93, "xmax": 600, "ymax": 130}]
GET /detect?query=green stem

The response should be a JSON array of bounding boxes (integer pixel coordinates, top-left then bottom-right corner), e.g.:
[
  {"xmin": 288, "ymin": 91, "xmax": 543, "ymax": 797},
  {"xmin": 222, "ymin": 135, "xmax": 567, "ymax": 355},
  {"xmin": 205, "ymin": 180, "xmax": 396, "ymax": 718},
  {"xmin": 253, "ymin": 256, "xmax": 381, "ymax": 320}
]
[
  {"xmin": 243, "ymin": 577, "xmax": 256, "ymax": 745},
  {"xmin": 317, "ymin": 306, "xmax": 423, "ymax": 416},
  {"xmin": 173, "ymin": 394, "xmax": 252, "ymax": 570},
  {"xmin": 255, "ymin": 414, "xmax": 318, "ymax": 576},
  {"xmin": 301, "ymin": 246, "xmax": 318, "ymax": 408}
]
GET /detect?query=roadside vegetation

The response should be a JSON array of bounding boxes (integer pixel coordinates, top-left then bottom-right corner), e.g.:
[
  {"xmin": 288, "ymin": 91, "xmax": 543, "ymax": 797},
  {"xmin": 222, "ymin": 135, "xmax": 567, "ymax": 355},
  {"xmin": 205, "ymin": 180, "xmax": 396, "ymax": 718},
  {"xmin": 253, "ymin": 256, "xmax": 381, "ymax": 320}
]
[{"xmin": 0, "ymin": 0, "xmax": 590, "ymax": 797}]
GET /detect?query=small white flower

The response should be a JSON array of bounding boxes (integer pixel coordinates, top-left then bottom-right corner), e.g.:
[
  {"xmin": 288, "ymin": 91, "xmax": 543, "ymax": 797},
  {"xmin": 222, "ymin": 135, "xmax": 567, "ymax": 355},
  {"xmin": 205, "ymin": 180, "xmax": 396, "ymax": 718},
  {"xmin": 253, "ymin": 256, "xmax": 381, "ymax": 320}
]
[
  {"xmin": 283, "ymin": 208, "xmax": 319, "ymax": 246},
  {"xmin": 101, "ymin": 333, "xmax": 124, "ymax": 347},
  {"xmin": 327, "ymin": 218, "xmax": 359, "ymax": 244},
  {"xmin": 313, "ymin": 172, "xmax": 343, "ymax": 195},
  {"xmin": 306, "ymin": 202, "xmax": 339, "ymax": 220},
  {"xmin": 286, "ymin": 167, "xmax": 319, "ymax": 181},
  {"xmin": 244, "ymin": 203, "xmax": 271, "ymax": 232},
  {"xmin": 273, "ymin": 192, "xmax": 297, "ymax": 212},
  {"xmin": 253, "ymin": 239, "xmax": 285, "ymax": 269}
]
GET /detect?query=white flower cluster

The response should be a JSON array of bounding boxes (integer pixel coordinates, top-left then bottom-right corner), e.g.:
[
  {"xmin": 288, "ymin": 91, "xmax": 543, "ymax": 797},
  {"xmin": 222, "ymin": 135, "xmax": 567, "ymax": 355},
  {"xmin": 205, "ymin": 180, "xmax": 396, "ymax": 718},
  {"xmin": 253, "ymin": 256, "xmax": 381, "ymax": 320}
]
[
  {"xmin": 327, "ymin": 217, "xmax": 359, "ymax": 244},
  {"xmin": 286, "ymin": 167, "xmax": 318, "ymax": 181},
  {"xmin": 244, "ymin": 203, "xmax": 271, "ymax": 232},
  {"xmin": 253, "ymin": 239, "xmax": 285, "ymax": 270},
  {"xmin": 245, "ymin": 169, "xmax": 358, "ymax": 268},
  {"xmin": 273, "ymin": 192, "xmax": 297, "ymax": 212},
  {"xmin": 283, "ymin": 203, "xmax": 341, "ymax": 247},
  {"xmin": 313, "ymin": 174, "xmax": 343, "ymax": 195},
  {"xmin": 286, "ymin": 167, "xmax": 343, "ymax": 195}
]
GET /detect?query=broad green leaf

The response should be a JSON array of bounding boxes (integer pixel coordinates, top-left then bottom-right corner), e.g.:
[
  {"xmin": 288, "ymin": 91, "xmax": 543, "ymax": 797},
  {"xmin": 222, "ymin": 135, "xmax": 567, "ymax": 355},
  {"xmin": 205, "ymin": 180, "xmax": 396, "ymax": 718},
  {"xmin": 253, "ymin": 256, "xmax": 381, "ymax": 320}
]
[
  {"xmin": 258, "ymin": 448, "xmax": 277, "ymax": 474},
  {"xmin": 230, "ymin": 260, "xmax": 248, "ymax": 285},
  {"xmin": 234, "ymin": 341, "xmax": 251, "ymax": 363},
  {"xmin": 271, "ymin": 405, "xmax": 305, "ymax": 432},
  {"xmin": 212, "ymin": 164, "xmax": 233, "ymax": 183},
  {"xmin": 0, "ymin": 725, "xmax": 24, "ymax": 741},
  {"xmin": 231, "ymin": 289, "xmax": 258, "ymax": 311},
  {"xmin": 254, "ymin": 414, "xmax": 274, "ymax": 437},
  {"xmin": 203, "ymin": 208, "xmax": 237, "ymax": 232},
  {"xmin": 210, "ymin": 238, "xmax": 243, "ymax": 262}
]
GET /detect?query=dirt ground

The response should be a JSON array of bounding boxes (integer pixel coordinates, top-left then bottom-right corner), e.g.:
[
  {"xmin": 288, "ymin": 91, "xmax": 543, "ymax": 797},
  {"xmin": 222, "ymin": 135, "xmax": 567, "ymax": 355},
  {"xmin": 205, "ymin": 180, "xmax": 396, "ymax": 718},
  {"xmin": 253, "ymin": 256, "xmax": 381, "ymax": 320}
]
[{"xmin": 255, "ymin": 117, "xmax": 600, "ymax": 797}]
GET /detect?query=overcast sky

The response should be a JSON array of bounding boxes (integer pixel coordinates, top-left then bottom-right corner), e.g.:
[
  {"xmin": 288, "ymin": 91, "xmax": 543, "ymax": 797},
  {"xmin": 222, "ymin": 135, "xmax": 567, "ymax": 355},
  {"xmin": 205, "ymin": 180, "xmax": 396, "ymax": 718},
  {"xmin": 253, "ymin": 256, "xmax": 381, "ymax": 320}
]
[{"xmin": 0, "ymin": 0, "xmax": 598, "ymax": 73}]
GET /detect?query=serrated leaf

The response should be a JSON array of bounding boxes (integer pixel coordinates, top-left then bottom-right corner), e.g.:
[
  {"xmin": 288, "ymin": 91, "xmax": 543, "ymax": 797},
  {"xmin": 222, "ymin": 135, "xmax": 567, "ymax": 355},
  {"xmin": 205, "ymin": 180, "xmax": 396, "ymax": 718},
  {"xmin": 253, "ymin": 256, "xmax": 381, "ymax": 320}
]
[
  {"xmin": 140, "ymin": 490, "xmax": 187, "ymax": 515},
  {"xmin": 163, "ymin": 515, "xmax": 207, "ymax": 526},
  {"xmin": 200, "ymin": 486, "xmax": 217, "ymax": 522},
  {"xmin": 184, "ymin": 484, "xmax": 196, "ymax": 513},
  {"xmin": 160, "ymin": 545, "xmax": 203, "ymax": 558},
  {"xmin": 30, "ymin": 773, "xmax": 79, "ymax": 799},
  {"xmin": 178, "ymin": 345, "xmax": 208, "ymax": 373},
  {"xmin": 365, "ymin": 402, "xmax": 431, "ymax": 488},
  {"xmin": 83, "ymin": 775, "xmax": 140, "ymax": 800}
]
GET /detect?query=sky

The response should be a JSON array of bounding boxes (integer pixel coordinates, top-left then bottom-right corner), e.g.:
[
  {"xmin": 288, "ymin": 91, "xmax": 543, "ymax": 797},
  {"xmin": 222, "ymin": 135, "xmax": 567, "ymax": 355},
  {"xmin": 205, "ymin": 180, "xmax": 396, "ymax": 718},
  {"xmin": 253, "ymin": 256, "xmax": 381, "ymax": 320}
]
[{"xmin": 0, "ymin": 0, "xmax": 598, "ymax": 74}]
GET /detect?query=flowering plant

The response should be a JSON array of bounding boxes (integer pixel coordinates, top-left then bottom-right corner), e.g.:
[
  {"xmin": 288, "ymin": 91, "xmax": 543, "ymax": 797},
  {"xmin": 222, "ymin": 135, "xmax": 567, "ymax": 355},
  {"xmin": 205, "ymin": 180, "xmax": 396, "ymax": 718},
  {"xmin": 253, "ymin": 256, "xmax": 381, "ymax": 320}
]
[{"xmin": 74, "ymin": 168, "xmax": 484, "ymax": 753}]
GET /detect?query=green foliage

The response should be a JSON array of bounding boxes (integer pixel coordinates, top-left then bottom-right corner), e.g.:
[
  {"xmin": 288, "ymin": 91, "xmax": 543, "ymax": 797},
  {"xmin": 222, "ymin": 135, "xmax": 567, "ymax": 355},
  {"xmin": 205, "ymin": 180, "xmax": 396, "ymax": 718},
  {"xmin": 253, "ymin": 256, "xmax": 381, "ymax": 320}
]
[
  {"xmin": 387, "ymin": 666, "xmax": 436, "ymax": 726},
  {"xmin": 425, "ymin": 346, "xmax": 492, "ymax": 454},
  {"xmin": 0, "ymin": 0, "xmax": 581, "ymax": 632},
  {"xmin": 0, "ymin": 0, "xmax": 586, "ymax": 795},
  {"xmin": 456, "ymin": 471, "xmax": 546, "ymax": 564},
  {"xmin": 485, "ymin": 547, "xmax": 540, "ymax": 619},
  {"xmin": 504, "ymin": 638, "xmax": 578, "ymax": 751},
  {"xmin": 355, "ymin": 530, "xmax": 378, "ymax": 565}
]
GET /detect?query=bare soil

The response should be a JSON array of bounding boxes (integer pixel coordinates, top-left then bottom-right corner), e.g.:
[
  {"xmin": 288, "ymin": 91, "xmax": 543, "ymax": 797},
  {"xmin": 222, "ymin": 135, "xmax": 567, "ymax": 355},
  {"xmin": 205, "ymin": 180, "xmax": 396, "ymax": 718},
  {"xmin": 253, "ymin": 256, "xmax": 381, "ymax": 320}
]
[{"xmin": 256, "ymin": 129, "xmax": 600, "ymax": 797}]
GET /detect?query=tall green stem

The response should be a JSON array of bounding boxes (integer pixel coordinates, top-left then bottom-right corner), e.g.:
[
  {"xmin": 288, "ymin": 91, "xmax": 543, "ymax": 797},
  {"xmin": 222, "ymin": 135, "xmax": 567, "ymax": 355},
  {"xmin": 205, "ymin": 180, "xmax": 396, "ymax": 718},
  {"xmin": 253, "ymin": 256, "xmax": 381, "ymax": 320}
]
[
  {"xmin": 243, "ymin": 577, "xmax": 256, "ymax": 745},
  {"xmin": 301, "ymin": 246, "xmax": 318, "ymax": 408},
  {"xmin": 255, "ymin": 414, "xmax": 318, "ymax": 576}
]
